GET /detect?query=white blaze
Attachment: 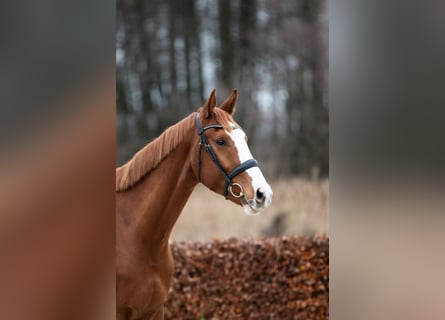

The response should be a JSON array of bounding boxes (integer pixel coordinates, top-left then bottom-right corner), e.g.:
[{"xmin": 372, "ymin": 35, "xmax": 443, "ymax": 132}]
[{"xmin": 227, "ymin": 123, "xmax": 273, "ymax": 215}]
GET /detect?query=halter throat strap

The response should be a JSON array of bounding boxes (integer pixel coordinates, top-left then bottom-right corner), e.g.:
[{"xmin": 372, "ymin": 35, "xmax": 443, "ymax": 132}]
[{"xmin": 195, "ymin": 114, "xmax": 258, "ymax": 199}]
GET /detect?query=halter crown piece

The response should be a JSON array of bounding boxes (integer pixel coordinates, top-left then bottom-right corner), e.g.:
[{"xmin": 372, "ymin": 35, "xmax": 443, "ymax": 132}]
[{"xmin": 195, "ymin": 113, "xmax": 258, "ymax": 199}]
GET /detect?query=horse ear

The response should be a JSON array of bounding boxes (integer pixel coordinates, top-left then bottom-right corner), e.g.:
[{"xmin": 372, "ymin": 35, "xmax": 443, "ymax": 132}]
[
  {"xmin": 219, "ymin": 89, "xmax": 238, "ymax": 115},
  {"xmin": 201, "ymin": 89, "xmax": 217, "ymax": 118}
]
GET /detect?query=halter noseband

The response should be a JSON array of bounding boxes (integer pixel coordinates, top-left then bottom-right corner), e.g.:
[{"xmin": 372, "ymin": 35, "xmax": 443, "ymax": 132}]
[{"xmin": 195, "ymin": 114, "xmax": 258, "ymax": 199}]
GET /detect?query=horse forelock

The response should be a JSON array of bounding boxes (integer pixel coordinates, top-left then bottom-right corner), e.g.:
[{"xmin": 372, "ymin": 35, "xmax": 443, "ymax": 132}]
[
  {"xmin": 116, "ymin": 113, "xmax": 196, "ymax": 191},
  {"xmin": 213, "ymin": 107, "xmax": 238, "ymax": 132}
]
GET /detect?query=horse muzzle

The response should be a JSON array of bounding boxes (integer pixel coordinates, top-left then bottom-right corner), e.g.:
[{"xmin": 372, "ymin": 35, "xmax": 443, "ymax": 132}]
[{"xmin": 242, "ymin": 186, "xmax": 273, "ymax": 216}]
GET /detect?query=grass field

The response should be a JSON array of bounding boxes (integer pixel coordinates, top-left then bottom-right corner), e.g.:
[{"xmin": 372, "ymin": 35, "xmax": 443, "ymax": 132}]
[{"xmin": 171, "ymin": 178, "xmax": 329, "ymax": 241}]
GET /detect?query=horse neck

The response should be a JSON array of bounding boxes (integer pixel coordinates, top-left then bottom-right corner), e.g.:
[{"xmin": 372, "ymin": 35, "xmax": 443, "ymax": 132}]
[{"xmin": 123, "ymin": 128, "xmax": 198, "ymax": 248}]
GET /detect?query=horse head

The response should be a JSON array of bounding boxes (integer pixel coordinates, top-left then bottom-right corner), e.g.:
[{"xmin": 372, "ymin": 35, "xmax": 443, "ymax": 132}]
[{"xmin": 192, "ymin": 89, "xmax": 273, "ymax": 215}]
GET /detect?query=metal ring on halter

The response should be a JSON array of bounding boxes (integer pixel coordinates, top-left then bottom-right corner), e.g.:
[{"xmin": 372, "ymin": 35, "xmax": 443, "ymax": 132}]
[{"xmin": 228, "ymin": 183, "xmax": 244, "ymax": 198}]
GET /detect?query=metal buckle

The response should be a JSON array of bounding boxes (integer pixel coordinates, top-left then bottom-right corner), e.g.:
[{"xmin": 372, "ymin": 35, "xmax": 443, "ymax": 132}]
[{"xmin": 228, "ymin": 183, "xmax": 244, "ymax": 198}]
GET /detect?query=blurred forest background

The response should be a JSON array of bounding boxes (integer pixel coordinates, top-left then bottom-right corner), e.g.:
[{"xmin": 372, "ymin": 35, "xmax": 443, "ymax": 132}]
[{"xmin": 116, "ymin": 0, "xmax": 328, "ymax": 179}]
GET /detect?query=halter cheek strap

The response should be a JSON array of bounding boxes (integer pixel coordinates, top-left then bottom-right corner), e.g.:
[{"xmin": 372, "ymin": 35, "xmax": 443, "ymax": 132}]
[{"xmin": 195, "ymin": 114, "xmax": 258, "ymax": 199}]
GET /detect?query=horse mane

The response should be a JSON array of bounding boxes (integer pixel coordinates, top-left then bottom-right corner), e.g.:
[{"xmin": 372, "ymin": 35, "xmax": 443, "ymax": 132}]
[
  {"xmin": 116, "ymin": 108, "xmax": 235, "ymax": 192},
  {"xmin": 116, "ymin": 113, "xmax": 196, "ymax": 191}
]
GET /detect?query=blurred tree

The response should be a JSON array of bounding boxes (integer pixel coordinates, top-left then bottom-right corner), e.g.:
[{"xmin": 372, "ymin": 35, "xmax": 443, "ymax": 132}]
[
  {"xmin": 218, "ymin": 0, "xmax": 234, "ymax": 89},
  {"xmin": 116, "ymin": 0, "xmax": 328, "ymax": 179}
]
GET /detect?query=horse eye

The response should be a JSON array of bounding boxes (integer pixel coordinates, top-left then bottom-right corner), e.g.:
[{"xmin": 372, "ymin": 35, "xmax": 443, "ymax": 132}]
[{"xmin": 216, "ymin": 138, "xmax": 226, "ymax": 146}]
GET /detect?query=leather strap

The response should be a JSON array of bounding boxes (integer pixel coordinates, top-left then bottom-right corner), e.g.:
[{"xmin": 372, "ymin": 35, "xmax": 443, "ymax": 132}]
[{"xmin": 223, "ymin": 159, "xmax": 258, "ymax": 197}]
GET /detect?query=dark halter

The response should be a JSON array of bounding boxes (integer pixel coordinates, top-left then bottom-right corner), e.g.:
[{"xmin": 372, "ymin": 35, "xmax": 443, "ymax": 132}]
[{"xmin": 195, "ymin": 114, "xmax": 258, "ymax": 199}]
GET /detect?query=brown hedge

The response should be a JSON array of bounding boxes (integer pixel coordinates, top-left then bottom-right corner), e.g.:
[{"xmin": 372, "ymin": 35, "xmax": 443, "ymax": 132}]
[{"xmin": 165, "ymin": 235, "xmax": 329, "ymax": 320}]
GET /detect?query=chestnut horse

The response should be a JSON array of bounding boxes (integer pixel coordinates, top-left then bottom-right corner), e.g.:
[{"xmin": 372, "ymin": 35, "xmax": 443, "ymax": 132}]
[{"xmin": 116, "ymin": 89, "xmax": 273, "ymax": 320}]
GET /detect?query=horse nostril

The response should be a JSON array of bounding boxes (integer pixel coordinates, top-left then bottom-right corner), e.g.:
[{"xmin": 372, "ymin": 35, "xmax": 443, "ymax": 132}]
[{"xmin": 256, "ymin": 188, "xmax": 265, "ymax": 201}]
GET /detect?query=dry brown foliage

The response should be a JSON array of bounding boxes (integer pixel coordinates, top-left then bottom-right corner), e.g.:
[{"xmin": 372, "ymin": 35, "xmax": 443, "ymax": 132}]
[{"xmin": 165, "ymin": 235, "xmax": 328, "ymax": 319}]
